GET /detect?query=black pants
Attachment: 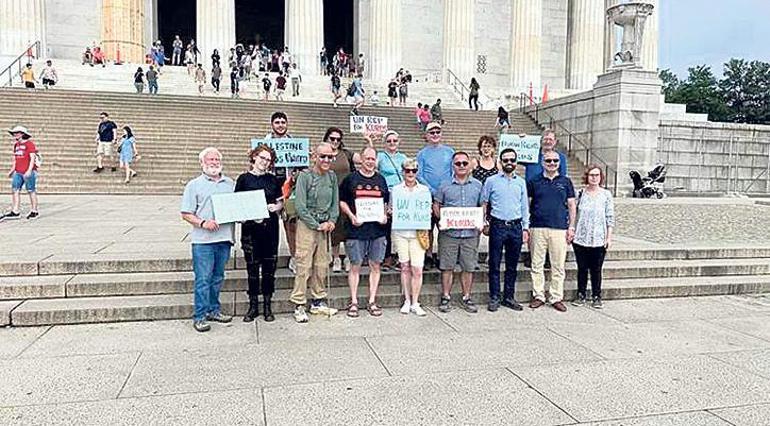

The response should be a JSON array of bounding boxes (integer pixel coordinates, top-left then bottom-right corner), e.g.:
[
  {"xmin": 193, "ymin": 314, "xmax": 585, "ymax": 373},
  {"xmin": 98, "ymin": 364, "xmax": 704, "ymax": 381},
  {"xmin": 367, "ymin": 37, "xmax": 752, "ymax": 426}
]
[
  {"xmin": 572, "ymin": 243, "xmax": 607, "ymax": 298},
  {"xmin": 469, "ymin": 94, "xmax": 479, "ymax": 110},
  {"xmin": 243, "ymin": 248, "xmax": 276, "ymax": 297},
  {"xmin": 212, "ymin": 78, "xmax": 220, "ymax": 92}
]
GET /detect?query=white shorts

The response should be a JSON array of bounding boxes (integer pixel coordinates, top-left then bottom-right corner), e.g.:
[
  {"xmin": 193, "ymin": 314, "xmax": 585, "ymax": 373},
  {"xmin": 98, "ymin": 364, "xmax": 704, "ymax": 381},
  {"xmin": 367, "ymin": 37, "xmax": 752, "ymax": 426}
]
[{"xmin": 392, "ymin": 234, "xmax": 425, "ymax": 268}]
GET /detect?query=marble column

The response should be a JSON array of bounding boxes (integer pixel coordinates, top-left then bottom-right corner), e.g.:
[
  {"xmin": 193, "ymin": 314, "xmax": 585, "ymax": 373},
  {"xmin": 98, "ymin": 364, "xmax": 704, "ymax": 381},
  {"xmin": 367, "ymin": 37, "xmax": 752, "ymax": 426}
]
[
  {"xmin": 369, "ymin": 0, "xmax": 402, "ymax": 81},
  {"xmin": 284, "ymin": 0, "xmax": 324, "ymax": 74},
  {"xmin": 0, "ymin": 0, "xmax": 46, "ymax": 57},
  {"xmin": 443, "ymin": 0, "xmax": 475, "ymax": 82},
  {"xmin": 102, "ymin": 0, "xmax": 145, "ymax": 63},
  {"xmin": 510, "ymin": 0, "xmax": 542, "ymax": 93},
  {"xmin": 641, "ymin": 0, "xmax": 659, "ymax": 70},
  {"xmin": 568, "ymin": 0, "xmax": 604, "ymax": 90},
  {"xmin": 196, "ymin": 0, "xmax": 235, "ymax": 69}
]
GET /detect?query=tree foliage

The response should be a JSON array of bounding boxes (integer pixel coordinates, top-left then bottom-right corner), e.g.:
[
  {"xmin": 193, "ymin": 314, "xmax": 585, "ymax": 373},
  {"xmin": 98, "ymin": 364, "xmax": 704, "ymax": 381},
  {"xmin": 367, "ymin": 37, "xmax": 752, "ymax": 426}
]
[{"xmin": 660, "ymin": 59, "xmax": 770, "ymax": 124}]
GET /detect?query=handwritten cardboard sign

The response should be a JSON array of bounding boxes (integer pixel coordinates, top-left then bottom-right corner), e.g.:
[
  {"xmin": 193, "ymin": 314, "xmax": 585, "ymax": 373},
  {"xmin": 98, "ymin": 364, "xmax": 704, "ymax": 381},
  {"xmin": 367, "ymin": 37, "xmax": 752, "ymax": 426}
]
[
  {"xmin": 251, "ymin": 138, "xmax": 310, "ymax": 167},
  {"xmin": 499, "ymin": 134, "xmax": 542, "ymax": 164},
  {"xmin": 439, "ymin": 207, "xmax": 484, "ymax": 230},
  {"xmin": 391, "ymin": 186, "xmax": 432, "ymax": 230},
  {"xmin": 349, "ymin": 115, "xmax": 388, "ymax": 134},
  {"xmin": 211, "ymin": 190, "xmax": 269, "ymax": 224},
  {"xmin": 355, "ymin": 197, "xmax": 386, "ymax": 223}
]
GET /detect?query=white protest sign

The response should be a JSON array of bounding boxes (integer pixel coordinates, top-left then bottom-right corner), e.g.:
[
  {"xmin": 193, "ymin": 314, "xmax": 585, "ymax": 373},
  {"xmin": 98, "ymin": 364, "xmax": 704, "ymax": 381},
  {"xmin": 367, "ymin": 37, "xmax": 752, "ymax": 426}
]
[
  {"xmin": 355, "ymin": 197, "xmax": 385, "ymax": 223},
  {"xmin": 349, "ymin": 115, "xmax": 388, "ymax": 134},
  {"xmin": 211, "ymin": 190, "xmax": 269, "ymax": 224},
  {"xmin": 499, "ymin": 134, "xmax": 542, "ymax": 163},
  {"xmin": 439, "ymin": 207, "xmax": 484, "ymax": 230},
  {"xmin": 391, "ymin": 186, "xmax": 432, "ymax": 230}
]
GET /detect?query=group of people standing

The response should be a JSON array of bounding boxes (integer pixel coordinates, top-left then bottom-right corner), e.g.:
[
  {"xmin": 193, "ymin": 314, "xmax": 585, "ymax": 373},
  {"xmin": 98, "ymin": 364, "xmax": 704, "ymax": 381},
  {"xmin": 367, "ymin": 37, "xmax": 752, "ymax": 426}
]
[{"xmin": 180, "ymin": 115, "xmax": 615, "ymax": 333}]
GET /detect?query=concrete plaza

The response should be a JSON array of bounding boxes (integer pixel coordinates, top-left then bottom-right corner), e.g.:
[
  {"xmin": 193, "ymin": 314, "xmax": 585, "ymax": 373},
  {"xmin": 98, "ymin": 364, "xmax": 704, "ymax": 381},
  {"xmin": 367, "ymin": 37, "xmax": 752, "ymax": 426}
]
[{"xmin": 1, "ymin": 294, "xmax": 770, "ymax": 425}]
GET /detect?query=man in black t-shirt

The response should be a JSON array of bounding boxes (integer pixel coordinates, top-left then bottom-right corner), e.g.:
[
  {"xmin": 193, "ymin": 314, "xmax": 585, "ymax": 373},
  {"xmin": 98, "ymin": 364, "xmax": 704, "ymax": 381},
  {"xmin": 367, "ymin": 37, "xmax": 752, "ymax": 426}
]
[
  {"xmin": 339, "ymin": 147, "xmax": 390, "ymax": 318},
  {"xmin": 261, "ymin": 73, "xmax": 272, "ymax": 101},
  {"xmin": 275, "ymin": 72, "xmax": 287, "ymax": 101},
  {"xmin": 94, "ymin": 111, "xmax": 117, "ymax": 173}
]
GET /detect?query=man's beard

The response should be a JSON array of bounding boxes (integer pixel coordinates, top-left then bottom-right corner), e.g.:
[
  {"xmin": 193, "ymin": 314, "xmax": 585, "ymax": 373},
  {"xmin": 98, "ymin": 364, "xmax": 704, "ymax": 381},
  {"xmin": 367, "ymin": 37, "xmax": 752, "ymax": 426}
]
[
  {"xmin": 503, "ymin": 164, "xmax": 515, "ymax": 173},
  {"xmin": 203, "ymin": 165, "xmax": 222, "ymax": 176}
]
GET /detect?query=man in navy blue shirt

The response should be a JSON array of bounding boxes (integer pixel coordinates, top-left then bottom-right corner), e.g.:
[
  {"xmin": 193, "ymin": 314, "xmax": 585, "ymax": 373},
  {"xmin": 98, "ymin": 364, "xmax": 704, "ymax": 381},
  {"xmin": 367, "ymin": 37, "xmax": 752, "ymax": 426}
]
[{"xmin": 527, "ymin": 151, "xmax": 576, "ymax": 312}]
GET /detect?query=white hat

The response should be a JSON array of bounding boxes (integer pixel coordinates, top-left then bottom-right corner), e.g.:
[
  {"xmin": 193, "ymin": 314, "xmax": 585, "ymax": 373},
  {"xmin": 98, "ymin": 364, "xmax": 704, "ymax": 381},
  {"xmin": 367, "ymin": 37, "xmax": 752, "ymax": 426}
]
[{"xmin": 7, "ymin": 125, "xmax": 30, "ymax": 137}]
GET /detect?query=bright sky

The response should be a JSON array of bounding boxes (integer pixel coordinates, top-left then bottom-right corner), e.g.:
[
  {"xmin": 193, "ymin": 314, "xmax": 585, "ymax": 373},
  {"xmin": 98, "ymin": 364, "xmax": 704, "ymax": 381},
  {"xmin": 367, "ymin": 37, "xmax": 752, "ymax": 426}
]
[{"xmin": 660, "ymin": 0, "xmax": 770, "ymax": 78}]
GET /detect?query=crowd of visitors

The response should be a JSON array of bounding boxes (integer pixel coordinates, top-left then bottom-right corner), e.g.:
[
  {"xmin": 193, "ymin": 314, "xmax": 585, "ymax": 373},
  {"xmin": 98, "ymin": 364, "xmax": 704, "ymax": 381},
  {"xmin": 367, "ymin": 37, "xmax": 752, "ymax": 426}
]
[{"xmin": 177, "ymin": 111, "xmax": 615, "ymax": 332}]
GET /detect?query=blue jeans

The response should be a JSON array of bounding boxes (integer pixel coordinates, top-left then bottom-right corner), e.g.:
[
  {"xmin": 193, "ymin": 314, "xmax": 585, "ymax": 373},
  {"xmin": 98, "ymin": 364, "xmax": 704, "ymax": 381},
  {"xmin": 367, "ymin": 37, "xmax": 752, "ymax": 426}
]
[
  {"xmin": 148, "ymin": 80, "xmax": 158, "ymax": 94},
  {"xmin": 487, "ymin": 220, "xmax": 523, "ymax": 302},
  {"xmin": 11, "ymin": 171, "xmax": 37, "ymax": 192},
  {"xmin": 192, "ymin": 241, "xmax": 232, "ymax": 321}
]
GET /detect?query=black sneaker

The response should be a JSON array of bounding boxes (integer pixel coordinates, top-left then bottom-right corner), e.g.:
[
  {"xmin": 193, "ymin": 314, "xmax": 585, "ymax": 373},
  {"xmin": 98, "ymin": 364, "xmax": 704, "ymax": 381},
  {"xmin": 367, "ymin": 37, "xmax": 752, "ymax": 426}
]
[
  {"xmin": 1, "ymin": 211, "xmax": 21, "ymax": 221},
  {"xmin": 488, "ymin": 299, "xmax": 500, "ymax": 312},
  {"xmin": 460, "ymin": 297, "xmax": 478, "ymax": 313},
  {"xmin": 92, "ymin": 167, "xmax": 104, "ymax": 173},
  {"xmin": 111, "ymin": 167, "xmax": 117, "ymax": 172},
  {"xmin": 26, "ymin": 211, "xmax": 39, "ymax": 219},
  {"xmin": 572, "ymin": 294, "xmax": 587, "ymax": 307},
  {"xmin": 591, "ymin": 297, "xmax": 604, "ymax": 309},
  {"xmin": 438, "ymin": 296, "xmax": 452, "ymax": 313},
  {"xmin": 501, "ymin": 298, "xmax": 523, "ymax": 311}
]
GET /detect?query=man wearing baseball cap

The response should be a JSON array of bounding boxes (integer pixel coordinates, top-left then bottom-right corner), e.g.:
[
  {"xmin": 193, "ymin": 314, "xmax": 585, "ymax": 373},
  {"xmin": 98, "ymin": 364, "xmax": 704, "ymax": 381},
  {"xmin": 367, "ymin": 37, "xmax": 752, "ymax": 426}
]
[{"xmin": 2, "ymin": 126, "xmax": 40, "ymax": 220}]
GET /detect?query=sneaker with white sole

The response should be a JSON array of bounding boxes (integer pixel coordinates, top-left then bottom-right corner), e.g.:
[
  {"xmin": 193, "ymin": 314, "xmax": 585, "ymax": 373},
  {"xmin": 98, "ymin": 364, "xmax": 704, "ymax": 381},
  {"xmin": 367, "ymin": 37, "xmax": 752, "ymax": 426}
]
[
  {"xmin": 332, "ymin": 257, "xmax": 342, "ymax": 272},
  {"xmin": 293, "ymin": 305, "xmax": 309, "ymax": 323},
  {"xmin": 400, "ymin": 301, "xmax": 411, "ymax": 314},
  {"xmin": 309, "ymin": 300, "xmax": 338, "ymax": 316},
  {"xmin": 344, "ymin": 257, "xmax": 351, "ymax": 272},
  {"xmin": 410, "ymin": 304, "xmax": 427, "ymax": 316},
  {"xmin": 288, "ymin": 257, "xmax": 297, "ymax": 274}
]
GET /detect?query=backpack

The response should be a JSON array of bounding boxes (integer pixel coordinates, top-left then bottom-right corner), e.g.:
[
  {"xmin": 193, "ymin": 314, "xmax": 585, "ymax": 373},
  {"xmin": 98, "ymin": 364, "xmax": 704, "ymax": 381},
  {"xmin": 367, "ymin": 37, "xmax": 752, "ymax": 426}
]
[{"xmin": 346, "ymin": 83, "xmax": 356, "ymax": 97}]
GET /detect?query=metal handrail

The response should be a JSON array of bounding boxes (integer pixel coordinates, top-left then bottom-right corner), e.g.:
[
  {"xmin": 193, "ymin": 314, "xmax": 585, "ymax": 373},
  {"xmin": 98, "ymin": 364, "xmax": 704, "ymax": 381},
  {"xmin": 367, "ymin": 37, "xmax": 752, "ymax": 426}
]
[
  {"xmin": 518, "ymin": 91, "xmax": 619, "ymax": 196},
  {"xmin": 1, "ymin": 41, "xmax": 42, "ymax": 87},
  {"xmin": 445, "ymin": 68, "xmax": 486, "ymax": 110}
]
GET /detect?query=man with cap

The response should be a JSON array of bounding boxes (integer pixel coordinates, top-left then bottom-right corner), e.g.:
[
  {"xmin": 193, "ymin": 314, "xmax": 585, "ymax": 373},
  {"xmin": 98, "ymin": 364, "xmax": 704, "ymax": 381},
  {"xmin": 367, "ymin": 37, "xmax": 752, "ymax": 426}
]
[
  {"xmin": 416, "ymin": 121, "xmax": 454, "ymax": 269},
  {"xmin": 2, "ymin": 126, "xmax": 40, "ymax": 220}
]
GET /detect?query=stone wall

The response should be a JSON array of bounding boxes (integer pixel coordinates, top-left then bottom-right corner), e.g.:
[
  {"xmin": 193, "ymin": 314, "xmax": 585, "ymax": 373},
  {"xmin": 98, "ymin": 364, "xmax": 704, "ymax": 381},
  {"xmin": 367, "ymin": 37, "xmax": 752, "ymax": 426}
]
[{"xmin": 46, "ymin": 0, "xmax": 101, "ymax": 59}]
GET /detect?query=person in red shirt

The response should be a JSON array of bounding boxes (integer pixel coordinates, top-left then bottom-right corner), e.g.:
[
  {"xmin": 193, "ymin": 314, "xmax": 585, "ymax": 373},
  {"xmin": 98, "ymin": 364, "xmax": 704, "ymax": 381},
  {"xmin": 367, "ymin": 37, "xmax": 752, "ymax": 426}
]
[{"xmin": 3, "ymin": 126, "xmax": 39, "ymax": 220}]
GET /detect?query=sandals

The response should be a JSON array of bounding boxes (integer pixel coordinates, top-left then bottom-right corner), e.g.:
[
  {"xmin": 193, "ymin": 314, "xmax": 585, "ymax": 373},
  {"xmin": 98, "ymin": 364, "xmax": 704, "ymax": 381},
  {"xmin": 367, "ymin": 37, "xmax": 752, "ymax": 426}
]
[
  {"xmin": 367, "ymin": 302, "xmax": 383, "ymax": 317},
  {"xmin": 347, "ymin": 302, "xmax": 359, "ymax": 318}
]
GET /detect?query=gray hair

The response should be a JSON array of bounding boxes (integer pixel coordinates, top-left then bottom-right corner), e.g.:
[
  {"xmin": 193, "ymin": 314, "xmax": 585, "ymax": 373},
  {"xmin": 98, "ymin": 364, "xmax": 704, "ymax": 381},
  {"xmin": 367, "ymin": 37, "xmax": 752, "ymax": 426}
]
[{"xmin": 198, "ymin": 147, "xmax": 222, "ymax": 162}]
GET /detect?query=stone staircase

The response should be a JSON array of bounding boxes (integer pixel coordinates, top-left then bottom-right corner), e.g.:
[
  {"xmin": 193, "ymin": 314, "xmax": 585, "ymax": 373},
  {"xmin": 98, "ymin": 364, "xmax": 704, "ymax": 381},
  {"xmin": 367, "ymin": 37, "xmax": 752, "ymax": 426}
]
[
  {"xmin": 0, "ymin": 87, "xmax": 538, "ymax": 193},
  {"xmin": 3, "ymin": 245, "xmax": 770, "ymax": 326}
]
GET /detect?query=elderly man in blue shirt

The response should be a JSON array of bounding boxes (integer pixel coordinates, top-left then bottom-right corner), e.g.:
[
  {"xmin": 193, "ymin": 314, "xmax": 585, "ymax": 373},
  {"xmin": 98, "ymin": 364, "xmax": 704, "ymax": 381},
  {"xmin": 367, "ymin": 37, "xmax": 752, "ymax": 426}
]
[
  {"xmin": 524, "ymin": 129, "xmax": 568, "ymax": 182},
  {"xmin": 416, "ymin": 121, "xmax": 454, "ymax": 269},
  {"xmin": 434, "ymin": 151, "xmax": 484, "ymax": 313},
  {"xmin": 481, "ymin": 148, "xmax": 530, "ymax": 312}
]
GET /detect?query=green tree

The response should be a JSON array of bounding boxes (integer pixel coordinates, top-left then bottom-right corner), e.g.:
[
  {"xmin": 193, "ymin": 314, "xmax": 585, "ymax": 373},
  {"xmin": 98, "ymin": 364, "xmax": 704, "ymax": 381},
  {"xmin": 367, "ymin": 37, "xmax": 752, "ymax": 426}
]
[
  {"xmin": 677, "ymin": 65, "xmax": 729, "ymax": 121},
  {"xmin": 659, "ymin": 69, "xmax": 681, "ymax": 102},
  {"xmin": 720, "ymin": 59, "xmax": 770, "ymax": 124}
]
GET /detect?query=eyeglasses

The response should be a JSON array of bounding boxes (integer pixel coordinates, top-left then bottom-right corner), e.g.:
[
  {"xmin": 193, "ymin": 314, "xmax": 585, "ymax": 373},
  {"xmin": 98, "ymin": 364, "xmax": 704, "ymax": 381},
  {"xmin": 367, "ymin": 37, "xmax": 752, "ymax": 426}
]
[
  {"xmin": 403, "ymin": 168, "xmax": 418, "ymax": 174},
  {"xmin": 453, "ymin": 161, "xmax": 469, "ymax": 167},
  {"xmin": 386, "ymin": 139, "xmax": 399, "ymax": 144},
  {"xmin": 544, "ymin": 159, "xmax": 560, "ymax": 164},
  {"xmin": 501, "ymin": 158, "xmax": 517, "ymax": 164},
  {"xmin": 328, "ymin": 136, "xmax": 341, "ymax": 142},
  {"xmin": 318, "ymin": 154, "xmax": 335, "ymax": 161},
  {"xmin": 588, "ymin": 173, "xmax": 601, "ymax": 177},
  {"xmin": 428, "ymin": 131, "xmax": 442, "ymax": 135}
]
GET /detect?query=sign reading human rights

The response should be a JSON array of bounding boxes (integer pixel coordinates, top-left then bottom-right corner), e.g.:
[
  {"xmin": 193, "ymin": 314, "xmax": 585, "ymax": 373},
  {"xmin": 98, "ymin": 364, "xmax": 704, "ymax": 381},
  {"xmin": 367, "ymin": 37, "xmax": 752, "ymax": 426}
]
[
  {"xmin": 391, "ymin": 186, "xmax": 432, "ymax": 230},
  {"xmin": 349, "ymin": 115, "xmax": 388, "ymax": 134},
  {"xmin": 211, "ymin": 190, "xmax": 269, "ymax": 224},
  {"xmin": 251, "ymin": 138, "xmax": 310, "ymax": 167},
  {"xmin": 499, "ymin": 134, "xmax": 541, "ymax": 163},
  {"xmin": 439, "ymin": 207, "xmax": 484, "ymax": 230}
]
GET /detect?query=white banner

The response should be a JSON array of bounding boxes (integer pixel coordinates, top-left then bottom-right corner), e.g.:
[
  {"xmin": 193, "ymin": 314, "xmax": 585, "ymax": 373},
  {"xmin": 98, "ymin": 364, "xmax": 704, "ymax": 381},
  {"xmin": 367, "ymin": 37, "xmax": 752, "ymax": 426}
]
[
  {"xmin": 349, "ymin": 115, "xmax": 388, "ymax": 134},
  {"xmin": 355, "ymin": 197, "xmax": 386, "ymax": 223},
  {"xmin": 439, "ymin": 207, "xmax": 484, "ymax": 230}
]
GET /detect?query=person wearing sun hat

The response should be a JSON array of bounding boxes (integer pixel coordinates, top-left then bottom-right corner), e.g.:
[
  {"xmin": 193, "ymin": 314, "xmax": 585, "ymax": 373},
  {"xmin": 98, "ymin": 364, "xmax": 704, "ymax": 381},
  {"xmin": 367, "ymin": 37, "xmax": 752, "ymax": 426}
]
[{"xmin": 2, "ymin": 126, "xmax": 40, "ymax": 220}]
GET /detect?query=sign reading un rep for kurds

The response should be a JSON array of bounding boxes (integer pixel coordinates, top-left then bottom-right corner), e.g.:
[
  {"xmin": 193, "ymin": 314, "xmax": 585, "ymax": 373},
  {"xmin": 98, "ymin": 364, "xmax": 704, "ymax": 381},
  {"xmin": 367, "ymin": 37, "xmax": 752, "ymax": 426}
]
[
  {"xmin": 349, "ymin": 115, "xmax": 388, "ymax": 134},
  {"xmin": 250, "ymin": 138, "xmax": 310, "ymax": 168}
]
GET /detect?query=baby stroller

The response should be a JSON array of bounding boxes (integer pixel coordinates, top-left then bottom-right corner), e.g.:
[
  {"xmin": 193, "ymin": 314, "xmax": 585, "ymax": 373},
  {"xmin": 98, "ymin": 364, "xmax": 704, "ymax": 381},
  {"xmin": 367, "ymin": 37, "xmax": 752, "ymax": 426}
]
[{"xmin": 629, "ymin": 163, "xmax": 666, "ymax": 199}]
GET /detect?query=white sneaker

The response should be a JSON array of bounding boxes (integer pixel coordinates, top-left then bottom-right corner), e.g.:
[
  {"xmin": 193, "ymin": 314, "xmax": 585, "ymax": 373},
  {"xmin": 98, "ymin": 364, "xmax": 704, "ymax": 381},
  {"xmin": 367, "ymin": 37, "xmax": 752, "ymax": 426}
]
[
  {"xmin": 293, "ymin": 305, "xmax": 309, "ymax": 323},
  {"xmin": 411, "ymin": 304, "xmax": 427, "ymax": 317},
  {"xmin": 332, "ymin": 257, "xmax": 342, "ymax": 272},
  {"xmin": 309, "ymin": 301, "xmax": 338, "ymax": 316},
  {"xmin": 400, "ymin": 301, "xmax": 411, "ymax": 315},
  {"xmin": 288, "ymin": 257, "xmax": 297, "ymax": 274},
  {"xmin": 344, "ymin": 257, "xmax": 351, "ymax": 272}
]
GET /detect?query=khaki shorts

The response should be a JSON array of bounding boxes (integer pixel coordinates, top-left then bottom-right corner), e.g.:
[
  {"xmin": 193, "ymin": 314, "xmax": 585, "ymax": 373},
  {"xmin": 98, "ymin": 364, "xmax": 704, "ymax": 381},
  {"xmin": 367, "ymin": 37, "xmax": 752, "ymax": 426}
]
[
  {"xmin": 392, "ymin": 234, "xmax": 425, "ymax": 268},
  {"xmin": 96, "ymin": 142, "xmax": 114, "ymax": 157},
  {"xmin": 438, "ymin": 233, "xmax": 479, "ymax": 272}
]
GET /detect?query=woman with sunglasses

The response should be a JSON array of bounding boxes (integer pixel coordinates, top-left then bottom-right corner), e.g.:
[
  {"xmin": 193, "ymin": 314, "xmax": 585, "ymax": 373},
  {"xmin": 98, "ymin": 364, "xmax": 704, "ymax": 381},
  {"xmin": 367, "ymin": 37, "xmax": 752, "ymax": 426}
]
[
  {"xmin": 390, "ymin": 158, "xmax": 429, "ymax": 316},
  {"xmin": 471, "ymin": 135, "xmax": 499, "ymax": 186},
  {"xmin": 572, "ymin": 165, "xmax": 614, "ymax": 309},
  {"xmin": 374, "ymin": 130, "xmax": 407, "ymax": 270},
  {"xmin": 235, "ymin": 145, "xmax": 283, "ymax": 322}
]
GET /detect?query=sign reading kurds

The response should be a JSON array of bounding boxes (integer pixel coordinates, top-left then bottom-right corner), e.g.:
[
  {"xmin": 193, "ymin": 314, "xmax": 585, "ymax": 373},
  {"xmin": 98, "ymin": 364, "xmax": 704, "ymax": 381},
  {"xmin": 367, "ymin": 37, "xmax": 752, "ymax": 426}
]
[
  {"xmin": 391, "ymin": 186, "xmax": 432, "ymax": 230},
  {"xmin": 349, "ymin": 115, "xmax": 388, "ymax": 134},
  {"xmin": 498, "ymin": 134, "xmax": 541, "ymax": 164},
  {"xmin": 439, "ymin": 207, "xmax": 484, "ymax": 230},
  {"xmin": 251, "ymin": 138, "xmax": 310, "ymax": 167}
]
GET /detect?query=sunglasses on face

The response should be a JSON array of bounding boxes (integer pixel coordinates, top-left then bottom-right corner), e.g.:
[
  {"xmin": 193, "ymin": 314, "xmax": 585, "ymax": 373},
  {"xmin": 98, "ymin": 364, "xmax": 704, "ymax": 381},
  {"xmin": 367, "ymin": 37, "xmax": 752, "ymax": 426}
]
[
  {"xmin": 386, "ymin": 139, "xmax": 399, "ymax": 144},
  {"xmin": 501, "ymin": 158, "xmax": 517, "ymax": 164},
  {"xmin": 318, "ymin": 154, "xmax": 335, "ymax": 161},
  {"xmin": 454, "ymin": 161, "xmax": 469, "ymax": 167},
  {"xmin": 544, "ymin": 159, "xmax": 560, "ymax": 164},
  {"xmin": 428, "ymin": 131, "xmax": 441, "ymax": 135},
  {"xmin": 328, "ymin": 136, "xmax": 341, "ymax": 142},
  {"xmin": 403, "ymin": 168, "xmax": 418, "ymax": 174}
]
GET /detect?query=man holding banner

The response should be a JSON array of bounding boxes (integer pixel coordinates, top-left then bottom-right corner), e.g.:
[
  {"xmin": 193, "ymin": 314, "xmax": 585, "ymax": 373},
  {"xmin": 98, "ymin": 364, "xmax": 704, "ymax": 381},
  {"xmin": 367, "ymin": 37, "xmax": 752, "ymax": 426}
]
[
  {"xmin": 524, "ymin": 129, "xmax": 567, "ymax": 182},
  {"xmin": 433, "ymin": 152, "xmax": 484, "ymax": 313},
  {"xmin": 339, "ymin": 147, "xmax": 389, "ymax": 318}
]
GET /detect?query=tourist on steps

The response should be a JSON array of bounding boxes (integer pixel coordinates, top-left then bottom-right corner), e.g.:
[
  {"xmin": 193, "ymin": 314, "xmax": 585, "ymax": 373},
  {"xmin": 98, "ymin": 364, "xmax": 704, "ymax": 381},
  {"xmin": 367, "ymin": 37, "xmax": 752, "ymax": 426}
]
[
  {"xmin": 527, "ymin": 150, "xmax": 576, "ymax": 313},
  {"xmin": 171, "ymin": 35, "xmax": 183, "ymax": 66},
  {"xmin": 469, "ymin": 77, "xmax": 480, "ymax": 110},
  {"xmin": 118, "ymin": 126, "xmax": 139, "ymax": 184},
  {"xmin": 194, "ymin": 64, "xmax": 206, "ymax": 95},
  {"xmin": 133, "ymin": 67, "xmax": 145, "ymax": 93},
  {"xmin": 21, "ymin": 63, "xmax": 38, "ymax": 89},
  {"xmin": 94, "ymin": 112, "xmax": 117, "ymax": 173},
  {"xmin": 236, "ymin": 145, "xmax": 283, "ymax": 322},
  {"xmin": 291, "ymin": 142, "xmax": 339, "ymax": 323},
  {"xmin": 495, "ymin": 106, "xmax": 510, "ymax": 134},
  {"xmin": 571, "ymin": 165, "xmax": 614, "ymax": 310},
  {"xmin": 1, "ymin": 126, "xmax": 39, "ymax": 221},
  {"xmin": 40, "ymin": 60, "xmax": 58, "ymax": 89},
  {"xmin": 181, "ymin": 148, "xmax": 235, "ymax": 333}
]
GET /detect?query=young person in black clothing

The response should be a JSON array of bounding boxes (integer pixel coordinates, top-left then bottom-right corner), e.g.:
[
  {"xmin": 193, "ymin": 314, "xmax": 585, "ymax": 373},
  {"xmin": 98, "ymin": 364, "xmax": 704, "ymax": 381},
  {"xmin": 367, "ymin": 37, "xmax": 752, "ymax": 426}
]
[{"xmin": 235, "ymin": 145, "xmax": 284, "ymax": 322}]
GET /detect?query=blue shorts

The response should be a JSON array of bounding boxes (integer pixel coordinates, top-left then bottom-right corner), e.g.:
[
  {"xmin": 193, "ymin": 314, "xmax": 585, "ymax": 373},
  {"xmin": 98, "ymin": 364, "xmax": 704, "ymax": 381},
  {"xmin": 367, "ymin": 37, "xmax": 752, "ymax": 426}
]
[
  {"xmin": 11, "ymin": 171, "xmax": 37, "ymax": 192},
  {"xmin": 345, "ymin": 236, "xmax": 387, "ymax": 265}
]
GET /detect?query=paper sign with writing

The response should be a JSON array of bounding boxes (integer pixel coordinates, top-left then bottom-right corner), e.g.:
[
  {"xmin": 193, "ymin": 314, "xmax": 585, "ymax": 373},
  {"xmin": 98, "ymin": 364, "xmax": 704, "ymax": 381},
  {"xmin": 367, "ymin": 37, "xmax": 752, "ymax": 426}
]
[
  {"xmin": 349, "ymin": 115, "xmax": 388, "ymax": 134},
  {"xmin": 499, "ymin": 134, "xmax": 542, "ymax": 164},
  {"xmin": 355, "ymin": 197, "xmax": 385, "ymax": 223},
  {"xmin": 439, "ymin": 207, "xmax": 484, "ymax": 230},
  {"xmin": 211, "ymin": 190, "xmax": 269, "ymax": 224},
  {"xmin": 251, "ymin": 138, "xmax": 310, "ymax": 167},
  {"xmin": 391, "ymin": 187, "xmax": 433, "ymax": 230}
]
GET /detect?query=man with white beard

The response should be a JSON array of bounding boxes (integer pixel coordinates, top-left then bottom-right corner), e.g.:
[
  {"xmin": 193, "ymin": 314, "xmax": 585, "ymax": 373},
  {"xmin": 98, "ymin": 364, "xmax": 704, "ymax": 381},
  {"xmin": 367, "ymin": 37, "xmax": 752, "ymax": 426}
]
[{"xmin": 181, "ymin": 147, "xmax": 236, "ymax": 332}]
